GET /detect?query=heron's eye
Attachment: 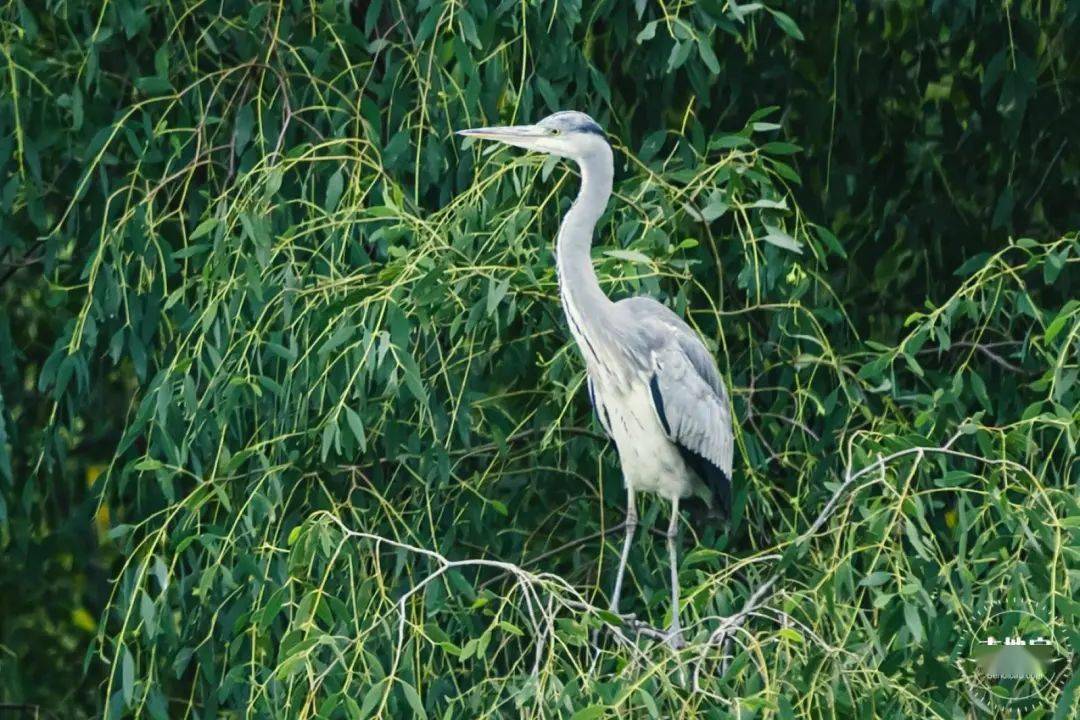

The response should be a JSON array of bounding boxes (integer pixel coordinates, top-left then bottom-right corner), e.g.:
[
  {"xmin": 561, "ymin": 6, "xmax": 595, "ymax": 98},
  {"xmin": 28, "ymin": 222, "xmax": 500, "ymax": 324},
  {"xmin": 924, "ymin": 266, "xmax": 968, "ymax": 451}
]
[{"xmin": 548, "ymin": 128, "xmax": 561, "ymax": 136}]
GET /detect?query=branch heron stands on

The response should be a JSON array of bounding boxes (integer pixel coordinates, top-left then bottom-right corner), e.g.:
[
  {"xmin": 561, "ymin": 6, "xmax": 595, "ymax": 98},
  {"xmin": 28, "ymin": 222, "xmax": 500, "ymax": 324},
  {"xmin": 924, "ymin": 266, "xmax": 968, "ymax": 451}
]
[{"xmin": 458, "ymin": 111, "xmax": 734, "ymax": 646}]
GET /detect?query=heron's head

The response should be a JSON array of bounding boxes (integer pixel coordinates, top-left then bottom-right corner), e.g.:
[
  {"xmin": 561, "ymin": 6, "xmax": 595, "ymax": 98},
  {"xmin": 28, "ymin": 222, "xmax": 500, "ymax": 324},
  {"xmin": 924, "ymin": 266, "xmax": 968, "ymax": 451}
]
[{"xmin": 456, "ymin": 111, "xmax": 608, "ymax": 161}]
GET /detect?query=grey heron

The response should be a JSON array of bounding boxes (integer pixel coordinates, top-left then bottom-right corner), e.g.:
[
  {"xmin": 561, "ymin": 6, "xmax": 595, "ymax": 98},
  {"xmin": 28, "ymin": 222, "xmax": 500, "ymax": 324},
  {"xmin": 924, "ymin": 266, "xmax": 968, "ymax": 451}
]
[{"xmin": 458, "ymin": 111, "xmax": 734, "ymax": 646}]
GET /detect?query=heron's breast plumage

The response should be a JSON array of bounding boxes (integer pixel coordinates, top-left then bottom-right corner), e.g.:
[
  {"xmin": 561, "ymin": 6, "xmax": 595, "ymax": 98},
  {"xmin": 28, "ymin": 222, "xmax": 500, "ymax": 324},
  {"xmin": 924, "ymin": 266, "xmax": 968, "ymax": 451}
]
[
  {"xmin": 594, "ymin": 375, "xmax": 696, "ymax": 499},
  {"xmin": 558, "ymin": 268, "xmax": 695, "ymax": 499}
]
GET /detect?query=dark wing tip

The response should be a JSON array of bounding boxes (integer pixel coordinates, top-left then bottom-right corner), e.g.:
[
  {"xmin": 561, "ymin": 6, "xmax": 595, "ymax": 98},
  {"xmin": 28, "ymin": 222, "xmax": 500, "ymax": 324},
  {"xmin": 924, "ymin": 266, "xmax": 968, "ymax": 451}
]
[
  {"xmin": 648, "ymin": 374, "xmax": 672, "ymax": 436},
  {"xmin": 675, "ymin": 444, "xmax": 731, "ymax": 519}
]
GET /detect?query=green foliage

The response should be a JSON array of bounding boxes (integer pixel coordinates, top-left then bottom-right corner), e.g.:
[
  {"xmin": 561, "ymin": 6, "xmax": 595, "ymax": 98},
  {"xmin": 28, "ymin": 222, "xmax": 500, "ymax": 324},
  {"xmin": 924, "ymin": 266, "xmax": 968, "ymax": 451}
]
[
  {"xmin": 0, "ymin": 0, "xmax": 1077, "ymax": 717},
  {"xmin": 776, "ymin": 0, "xmax": 1080, "ymax": 336}
]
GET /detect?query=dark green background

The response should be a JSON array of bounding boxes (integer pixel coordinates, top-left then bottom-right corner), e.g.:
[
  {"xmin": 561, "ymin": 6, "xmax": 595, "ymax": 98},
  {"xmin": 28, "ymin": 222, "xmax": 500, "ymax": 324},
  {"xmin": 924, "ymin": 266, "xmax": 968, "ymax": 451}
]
[{"xmin": 1, "ymin": 0, "xmax": 1077, "ymax": 717}]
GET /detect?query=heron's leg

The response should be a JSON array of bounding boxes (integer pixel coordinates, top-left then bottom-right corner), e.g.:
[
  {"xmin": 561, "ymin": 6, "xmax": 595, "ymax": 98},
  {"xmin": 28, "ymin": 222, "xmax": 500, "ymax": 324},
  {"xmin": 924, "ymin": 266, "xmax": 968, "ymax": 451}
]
[
  {"xmin": 609, "ymin": 488, "xmax": 637, "ymax": 615},
  {"xmin": 666, "ymin": 496, "xmax": 684, "ymax": 648}
]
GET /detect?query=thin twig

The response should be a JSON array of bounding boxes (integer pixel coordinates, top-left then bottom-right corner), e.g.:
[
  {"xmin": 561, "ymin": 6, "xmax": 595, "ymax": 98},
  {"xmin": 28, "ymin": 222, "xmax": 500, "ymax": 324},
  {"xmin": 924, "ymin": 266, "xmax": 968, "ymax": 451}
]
[
  {"xmin": 478, "ymin": 522, "xmax": 627, "ymax": 591},
  {"xmin": 918, "ymin": 340, "xmax": 1027, "ymax": 374},
  {"xmin": 1025, "ymin": 139, "xmax": 1068, "ymax": 209},
  {"xmin": 690, "ymin": 429, "xmax": 1023, "ymax": 688}
]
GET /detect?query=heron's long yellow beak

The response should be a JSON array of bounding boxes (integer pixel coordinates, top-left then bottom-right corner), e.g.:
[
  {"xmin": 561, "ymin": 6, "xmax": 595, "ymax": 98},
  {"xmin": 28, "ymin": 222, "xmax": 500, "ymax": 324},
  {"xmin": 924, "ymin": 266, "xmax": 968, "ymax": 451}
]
[{"xmin": 456, "ymin": 125, "xmax": 547, "ymax": 148}]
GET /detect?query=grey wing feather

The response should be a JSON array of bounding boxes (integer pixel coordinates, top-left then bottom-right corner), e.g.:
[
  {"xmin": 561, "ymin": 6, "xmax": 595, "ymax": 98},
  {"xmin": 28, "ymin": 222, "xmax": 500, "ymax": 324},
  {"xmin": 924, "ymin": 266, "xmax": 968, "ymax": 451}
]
[
  {"xmin": 650, "ymin": 334, "xmax": 734, "ymax": 477},
  {"xmin": 617, "ymin": 297, "xmax": 735, "ymax": 500}
]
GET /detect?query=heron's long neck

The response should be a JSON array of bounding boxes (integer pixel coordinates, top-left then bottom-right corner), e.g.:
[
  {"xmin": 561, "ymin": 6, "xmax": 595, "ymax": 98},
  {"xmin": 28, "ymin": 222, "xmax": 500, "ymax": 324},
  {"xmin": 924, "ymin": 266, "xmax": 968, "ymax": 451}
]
[{"xmin": 556, "ymin": 146, "xmax": 615, "ymax": 353}]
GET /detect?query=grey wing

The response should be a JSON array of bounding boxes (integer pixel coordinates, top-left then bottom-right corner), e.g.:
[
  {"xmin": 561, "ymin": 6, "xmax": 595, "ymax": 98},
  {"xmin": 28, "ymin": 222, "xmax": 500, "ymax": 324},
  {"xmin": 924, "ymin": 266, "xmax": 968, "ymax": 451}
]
[{"xmin": 620, "ymin": 298, "xmax": 734, "ymax": 511}]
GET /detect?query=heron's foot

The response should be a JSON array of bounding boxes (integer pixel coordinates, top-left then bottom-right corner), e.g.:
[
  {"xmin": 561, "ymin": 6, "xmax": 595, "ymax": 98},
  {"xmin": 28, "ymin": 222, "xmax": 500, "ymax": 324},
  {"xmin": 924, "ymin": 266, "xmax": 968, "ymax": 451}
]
[
  {"xmin": 666, "ymin": 627, "xmax": 685, "ymax": 650},
  {"xmin": 592, "ymin": 618, "xmax": 612, "ymax": 641},
  {"xmin": 591, "ymin": 610, "xmax": 621, "ymax": 647}
]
